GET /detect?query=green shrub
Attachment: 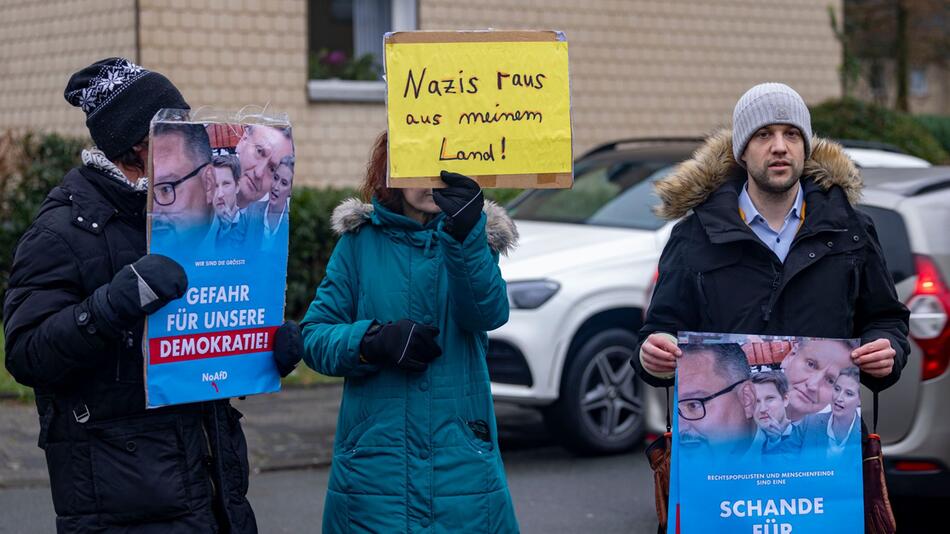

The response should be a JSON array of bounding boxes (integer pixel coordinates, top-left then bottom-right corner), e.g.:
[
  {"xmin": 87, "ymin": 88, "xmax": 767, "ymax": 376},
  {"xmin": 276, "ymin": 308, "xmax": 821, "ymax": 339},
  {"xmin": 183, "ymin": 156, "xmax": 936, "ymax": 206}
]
[
  {"xmin": 0, "ymin": 132, "xmax": 86, "ymax": 313},
  {"xmin": 0, "ymin": 131, "xmax": 523, "ymax": 323},
  {"xmin": 285, "ymin": 186, "xmax": 357, "ymax": 320},
  {"xmin": 914, "ymin": 114, "xmax": 950, "ymax": 159},
  {"xmin": 484, "ymin": 188, "xmax": 525, "ymax": 206},
  {"xmin": 810, "ymin": 98, "xmax": 949, "ymax": 164},
  {"xmin": 0, "ymin": 131, "xmax": 530, "ymax": 394}
]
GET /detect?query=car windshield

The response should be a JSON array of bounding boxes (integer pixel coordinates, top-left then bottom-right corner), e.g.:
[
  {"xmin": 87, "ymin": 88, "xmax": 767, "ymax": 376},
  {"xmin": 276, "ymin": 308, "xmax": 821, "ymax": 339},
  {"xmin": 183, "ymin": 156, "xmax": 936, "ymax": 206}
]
[{"xmin": 508, "ymin": 159, "xmax": 676, "ymax": 230}]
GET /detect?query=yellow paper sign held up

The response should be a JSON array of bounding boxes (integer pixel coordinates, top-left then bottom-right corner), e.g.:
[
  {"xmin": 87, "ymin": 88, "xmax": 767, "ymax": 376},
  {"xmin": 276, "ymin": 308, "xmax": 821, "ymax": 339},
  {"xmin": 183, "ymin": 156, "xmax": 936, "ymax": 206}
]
[{"xmin": 385, "ymin": 31, "xmax": 572, "ymax": 188}]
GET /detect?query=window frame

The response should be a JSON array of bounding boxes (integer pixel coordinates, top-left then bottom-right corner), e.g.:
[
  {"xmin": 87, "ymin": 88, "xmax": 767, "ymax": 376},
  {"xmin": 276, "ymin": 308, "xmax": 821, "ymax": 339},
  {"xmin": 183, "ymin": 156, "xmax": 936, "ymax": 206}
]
[{"xmin": 307, "ymin": 0, "xmax": 417, "ymax": 103}]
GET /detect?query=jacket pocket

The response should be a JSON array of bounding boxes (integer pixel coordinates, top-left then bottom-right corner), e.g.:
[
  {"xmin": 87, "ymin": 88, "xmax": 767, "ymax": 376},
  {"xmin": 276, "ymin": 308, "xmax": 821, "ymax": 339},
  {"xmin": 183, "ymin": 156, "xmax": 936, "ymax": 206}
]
[
  {"xmin": 340, "ymin": 415, "xmax": 377, "ymax": 452},
  {"xmin": 456, "ymin": 416, "xmax": 494, "ymax": 454},
  {"xmin": 431, "ymin": 418, "xmax": 501, "ymax": 497},
  {"xmin": 87, "ymin": 417, "xmax": 191, "ymax": 523}
]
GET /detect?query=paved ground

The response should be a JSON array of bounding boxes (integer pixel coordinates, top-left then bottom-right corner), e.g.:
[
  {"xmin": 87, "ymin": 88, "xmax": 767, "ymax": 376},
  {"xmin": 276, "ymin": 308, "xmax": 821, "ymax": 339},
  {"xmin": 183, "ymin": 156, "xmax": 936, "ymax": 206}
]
[
  {"xmin": 0, "ymin": 386, "xmax": 344, "ymax": 487},
  {"xmin": 1, "ymin": 385, "xmax": 939, "ymax": 533},
  {"xmin": 0, "ymin": 386, "xmax": 656, "ymax": 533},
  {"xmin": 0, "ymin": 444, "xmax": 655, "ymax": 534},
  {"xmin": 0, "ymin": 395, "xmax": 46, "ymax": 488},
  {"xmin": 0, "ymin": 384, "xmax": 580, "ymax": 486}
]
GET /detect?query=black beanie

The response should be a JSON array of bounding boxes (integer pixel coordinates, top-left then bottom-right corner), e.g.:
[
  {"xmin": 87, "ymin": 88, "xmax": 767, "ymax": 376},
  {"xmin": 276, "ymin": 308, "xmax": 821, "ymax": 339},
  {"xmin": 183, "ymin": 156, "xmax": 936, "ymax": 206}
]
[{"xmin": 64, "ymin": 57, "xmax": 189, "ymax": 160}]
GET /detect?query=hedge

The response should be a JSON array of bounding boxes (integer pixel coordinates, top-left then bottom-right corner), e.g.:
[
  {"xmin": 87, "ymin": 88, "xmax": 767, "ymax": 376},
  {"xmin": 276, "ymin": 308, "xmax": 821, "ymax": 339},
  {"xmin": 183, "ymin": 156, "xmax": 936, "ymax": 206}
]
[
  {"xmin": 0, "ymin": 132, "xmax": 523, "ymax": 321},
  {"xmin": 914, "ymin": 114, "xmax": 950, "ymax": 158},
  {"xmin": 810, "ymin": 98, "xmax": 949, "ymax": 164},
  {"xmin": 0, "ymin": 132, "xmax": 87, "ymax": 317}
]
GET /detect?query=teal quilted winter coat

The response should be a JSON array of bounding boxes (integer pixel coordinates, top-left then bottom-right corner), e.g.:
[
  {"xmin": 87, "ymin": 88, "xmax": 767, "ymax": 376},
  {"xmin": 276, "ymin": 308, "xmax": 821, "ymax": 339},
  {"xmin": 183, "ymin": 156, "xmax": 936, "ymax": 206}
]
[{"xmin": 301, "ymin": 198, "xmax": 520, "ymax": 533}]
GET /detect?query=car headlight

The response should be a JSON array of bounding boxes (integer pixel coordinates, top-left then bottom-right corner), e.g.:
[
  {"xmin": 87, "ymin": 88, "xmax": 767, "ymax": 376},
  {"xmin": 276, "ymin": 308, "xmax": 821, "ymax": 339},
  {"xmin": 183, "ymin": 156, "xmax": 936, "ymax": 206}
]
[{"xmin": 507, "ymin": 280, "xmax": 560, "ymax": 309}]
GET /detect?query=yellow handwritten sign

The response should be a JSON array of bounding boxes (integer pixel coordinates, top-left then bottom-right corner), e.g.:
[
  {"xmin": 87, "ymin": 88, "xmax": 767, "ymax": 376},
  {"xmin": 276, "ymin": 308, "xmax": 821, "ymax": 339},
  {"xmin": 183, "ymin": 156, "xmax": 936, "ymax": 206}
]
[{"xmin": 385, "ymin": 31, "xmax": 572, "ymax": 188}]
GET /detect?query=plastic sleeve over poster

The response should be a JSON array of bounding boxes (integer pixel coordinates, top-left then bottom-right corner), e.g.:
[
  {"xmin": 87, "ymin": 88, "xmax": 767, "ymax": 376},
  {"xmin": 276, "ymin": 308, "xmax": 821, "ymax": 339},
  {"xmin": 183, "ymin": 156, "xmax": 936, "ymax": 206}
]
[
  {"xmin": 144, "ymin": 108, "xmax": 294, "ymax": 408},
  {"xmin": 669, "ymin": 332, "xmax": 865, "ymax": 534}
]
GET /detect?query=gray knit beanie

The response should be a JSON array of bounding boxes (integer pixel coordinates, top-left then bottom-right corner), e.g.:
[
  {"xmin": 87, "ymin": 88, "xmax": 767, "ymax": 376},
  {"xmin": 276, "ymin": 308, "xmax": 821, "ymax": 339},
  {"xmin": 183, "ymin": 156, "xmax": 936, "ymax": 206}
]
[{"xmin": 732, "ymin": 83, "xmax": 812, "ymax": 166}]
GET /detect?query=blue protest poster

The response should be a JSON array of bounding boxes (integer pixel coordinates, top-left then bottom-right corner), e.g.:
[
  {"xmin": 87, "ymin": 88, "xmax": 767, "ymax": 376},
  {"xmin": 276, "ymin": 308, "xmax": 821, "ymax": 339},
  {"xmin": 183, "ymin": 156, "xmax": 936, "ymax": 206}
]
[
  {"xmin": 144, "ymin": 110, "xmax": 295, "ymax": 408},
  {"xmin": 671, "ymin": 332, "xmax": 864, "ymax": 534}
]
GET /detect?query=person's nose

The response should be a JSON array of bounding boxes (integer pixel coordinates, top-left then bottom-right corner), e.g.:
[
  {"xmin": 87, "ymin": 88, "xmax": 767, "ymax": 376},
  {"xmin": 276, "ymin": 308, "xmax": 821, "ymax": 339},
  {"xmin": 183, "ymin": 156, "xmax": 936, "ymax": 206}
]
[
  {"xmin": 805, "ymin": 373, "xmax": 822, "ymax": 392},
  {"xmin": 771, "ymin": 134, "xmax": 788, "ymax": 155}
]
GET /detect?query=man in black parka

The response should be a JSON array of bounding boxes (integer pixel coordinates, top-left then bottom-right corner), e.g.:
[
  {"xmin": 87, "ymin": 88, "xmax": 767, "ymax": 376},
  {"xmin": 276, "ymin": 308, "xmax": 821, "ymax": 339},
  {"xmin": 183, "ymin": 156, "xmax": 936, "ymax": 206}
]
[
  {"xmin": 633, "ymin": 83, "xmax": 909, "ymax": 395},
  {"xmin": 3, "ymin": 58, "xmax": 302, "ymax": 533}
]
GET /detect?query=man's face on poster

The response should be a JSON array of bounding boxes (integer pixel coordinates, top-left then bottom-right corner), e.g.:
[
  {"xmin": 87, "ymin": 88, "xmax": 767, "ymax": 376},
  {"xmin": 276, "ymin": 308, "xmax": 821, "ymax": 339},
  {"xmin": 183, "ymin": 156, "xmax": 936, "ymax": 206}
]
[
  {"xmin": 780, "ymin": 340, "xmax": 853, "ymax": 420},
  {"xmin": 753, "ymin": 381, "xmax": 790, "ymax": 438},
  {"xmin": 152, "ymin": 131, "xmax": 212, "ymax": 232},
  {"xmin": 678, "ymin": 349, "xmax": 752, "ymax": 452},
  {"xmin": 235, "ymin": 125, "xmax": 293, "ymax": 207},
  {"xmin": 212, "ymin": 166, "xmax": 238, "ymax": 220}
]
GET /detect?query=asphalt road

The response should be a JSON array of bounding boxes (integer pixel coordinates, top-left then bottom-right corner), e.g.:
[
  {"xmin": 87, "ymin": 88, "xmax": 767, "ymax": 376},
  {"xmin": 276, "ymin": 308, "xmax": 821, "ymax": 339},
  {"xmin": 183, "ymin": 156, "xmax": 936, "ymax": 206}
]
[
  {"xmin": 246, "ymin": 444, "xmax": 653, "ymax": 533},
  {"xmin": 0, "ymin": 404, "xmax": 655, "ymax": 534},
  {"xmin": 0, "ymin": 404, "xmax": 937, "ymax": 533}
]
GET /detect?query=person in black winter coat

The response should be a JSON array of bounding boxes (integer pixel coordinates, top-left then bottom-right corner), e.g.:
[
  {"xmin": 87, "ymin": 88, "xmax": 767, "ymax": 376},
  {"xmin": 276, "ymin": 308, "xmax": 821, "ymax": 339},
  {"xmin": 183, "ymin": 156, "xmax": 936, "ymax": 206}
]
[
  {"xmin": 633, "ymin": 83, "xmax": 909, "ymax": 395},
  {"xmin": 3, "ymin": 58, "xmax": 302, "ymax": 533}
]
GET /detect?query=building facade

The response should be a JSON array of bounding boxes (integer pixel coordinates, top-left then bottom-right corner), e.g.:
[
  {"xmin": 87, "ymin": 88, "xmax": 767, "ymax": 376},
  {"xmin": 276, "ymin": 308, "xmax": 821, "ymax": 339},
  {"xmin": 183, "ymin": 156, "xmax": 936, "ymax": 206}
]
[{"xmin": 0, "ymin": 0, "xmax": 845, "ymax": 188}]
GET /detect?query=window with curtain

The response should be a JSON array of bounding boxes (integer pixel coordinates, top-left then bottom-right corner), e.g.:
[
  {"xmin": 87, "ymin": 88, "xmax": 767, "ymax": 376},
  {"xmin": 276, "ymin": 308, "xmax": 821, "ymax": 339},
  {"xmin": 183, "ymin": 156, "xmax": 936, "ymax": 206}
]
[{"xmin": 309, "ymin": 0, "xmax": 396, "ymax": 81}]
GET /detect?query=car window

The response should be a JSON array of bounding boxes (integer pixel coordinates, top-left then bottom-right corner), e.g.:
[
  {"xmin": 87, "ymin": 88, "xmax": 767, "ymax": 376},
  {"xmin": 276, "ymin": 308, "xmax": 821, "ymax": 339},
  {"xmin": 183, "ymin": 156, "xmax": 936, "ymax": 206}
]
[
  {"xmin": 856, "ymin": 205, "xmax": 915, "ymax": 283},
  {"xmin": 509, "ymin": 160, "xmax": 675, "ymax": 230}
]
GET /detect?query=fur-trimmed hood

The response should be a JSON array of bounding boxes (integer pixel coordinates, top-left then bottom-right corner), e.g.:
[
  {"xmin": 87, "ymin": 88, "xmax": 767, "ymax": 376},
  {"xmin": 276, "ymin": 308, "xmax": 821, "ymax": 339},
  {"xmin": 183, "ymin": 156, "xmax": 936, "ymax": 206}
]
[
  {"xmin": 331, "ymin": 198, "xmax": 519, "ymax": 255},
  {"xmin": 654, "ymin": 130, "xmax": 862, "ymax": 220}
]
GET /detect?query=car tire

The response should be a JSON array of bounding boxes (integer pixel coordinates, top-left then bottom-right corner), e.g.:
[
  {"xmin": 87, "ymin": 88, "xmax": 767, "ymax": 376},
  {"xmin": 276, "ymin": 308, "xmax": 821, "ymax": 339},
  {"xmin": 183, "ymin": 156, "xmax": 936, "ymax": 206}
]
[{"xmin": 543, "ymin": 328, "xmax": 646, "ymax": 455}]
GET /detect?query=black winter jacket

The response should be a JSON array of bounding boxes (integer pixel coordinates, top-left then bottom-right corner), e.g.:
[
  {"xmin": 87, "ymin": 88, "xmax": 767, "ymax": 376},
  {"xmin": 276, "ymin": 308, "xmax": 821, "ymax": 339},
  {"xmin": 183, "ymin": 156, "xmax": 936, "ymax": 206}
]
[
  {"xmin": 3, "ymin": 166, "xmax": 257, "ymax": 533},
  {"xmin": 634, "ymin": 131, "xmax": 910, "ymax": 392}
]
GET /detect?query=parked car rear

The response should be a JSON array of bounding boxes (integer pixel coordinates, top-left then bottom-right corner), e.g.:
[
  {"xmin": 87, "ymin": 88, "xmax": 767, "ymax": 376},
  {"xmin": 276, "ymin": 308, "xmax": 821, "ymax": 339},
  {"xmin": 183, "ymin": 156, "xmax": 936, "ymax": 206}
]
[{"xmin": 851, "ymin": 167, "xmax": 950, "ymax": 499}]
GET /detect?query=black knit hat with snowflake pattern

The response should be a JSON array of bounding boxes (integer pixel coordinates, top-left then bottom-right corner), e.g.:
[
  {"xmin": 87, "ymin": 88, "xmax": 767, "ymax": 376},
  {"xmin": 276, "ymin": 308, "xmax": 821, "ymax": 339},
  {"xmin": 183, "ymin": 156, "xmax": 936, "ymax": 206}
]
[{"xmin": 64, "ymin": 57, "xmax": 189, "ymax": 160}]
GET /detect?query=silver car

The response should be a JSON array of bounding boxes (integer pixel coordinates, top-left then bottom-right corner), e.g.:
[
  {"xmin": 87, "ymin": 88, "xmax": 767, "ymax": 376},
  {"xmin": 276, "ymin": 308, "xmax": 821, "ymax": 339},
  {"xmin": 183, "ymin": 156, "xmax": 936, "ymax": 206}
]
[{"xmin": 855, "ymin": 167, "xmax": 950, "ymax": 499}]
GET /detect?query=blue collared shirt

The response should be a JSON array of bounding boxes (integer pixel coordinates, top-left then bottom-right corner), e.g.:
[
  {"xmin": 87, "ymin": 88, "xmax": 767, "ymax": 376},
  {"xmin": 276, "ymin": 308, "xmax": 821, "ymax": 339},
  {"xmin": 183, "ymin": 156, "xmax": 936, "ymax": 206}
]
[{"xmin": 738, "ymin": 182, "xmax": 804, "ymax": 263}]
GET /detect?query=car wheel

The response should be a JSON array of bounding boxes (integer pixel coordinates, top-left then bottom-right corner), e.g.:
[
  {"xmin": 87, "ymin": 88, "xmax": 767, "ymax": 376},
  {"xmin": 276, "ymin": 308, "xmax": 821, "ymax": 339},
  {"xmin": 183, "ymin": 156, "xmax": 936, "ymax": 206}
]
[{"xmin": 544, "ymin": 328, "xmax": 646, "ymax": 455}]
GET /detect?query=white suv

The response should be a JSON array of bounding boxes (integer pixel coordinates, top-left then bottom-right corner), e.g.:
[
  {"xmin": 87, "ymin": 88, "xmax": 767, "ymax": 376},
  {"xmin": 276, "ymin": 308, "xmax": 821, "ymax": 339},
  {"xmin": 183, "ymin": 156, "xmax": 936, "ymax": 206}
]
[{"xmin": 489, "ymin": 138, "xmax": 934, "ymax": 455}]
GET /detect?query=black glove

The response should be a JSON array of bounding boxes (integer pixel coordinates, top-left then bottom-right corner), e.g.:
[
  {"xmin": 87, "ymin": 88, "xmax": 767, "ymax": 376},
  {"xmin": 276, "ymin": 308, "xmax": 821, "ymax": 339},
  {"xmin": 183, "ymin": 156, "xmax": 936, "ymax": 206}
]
[
  {"xmin": 273, "ymin": 321, "xmax": 303, "ymax": 377},
  {"xmin": 359, "ymin": 319, "xmax": 442, "ymax": 372},
  {"xmin": 87, "ymin": 254, "xmax": 187, "ymax": 336},
  {"xmin": 434, "ymin": 171, "xmax": 483, "ymax": 241}
]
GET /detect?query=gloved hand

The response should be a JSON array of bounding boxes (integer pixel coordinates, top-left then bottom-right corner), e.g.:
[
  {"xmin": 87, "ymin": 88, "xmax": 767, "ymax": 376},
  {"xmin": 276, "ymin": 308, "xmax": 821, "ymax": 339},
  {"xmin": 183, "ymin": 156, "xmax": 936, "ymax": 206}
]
[
  {"xmin": 87, "ymin": 254, "xmax": 187, "ymax": 336},
  {"xmin": 434, "ymin": 171, "xmax": 483, "ymax": 241},
  {"xmin": 273, "ymin": 321, "xmax": 303, "ymax": 377},
  {"xmin": 359, "ymin": 319, "xmax": 442, "ymax": 372}
]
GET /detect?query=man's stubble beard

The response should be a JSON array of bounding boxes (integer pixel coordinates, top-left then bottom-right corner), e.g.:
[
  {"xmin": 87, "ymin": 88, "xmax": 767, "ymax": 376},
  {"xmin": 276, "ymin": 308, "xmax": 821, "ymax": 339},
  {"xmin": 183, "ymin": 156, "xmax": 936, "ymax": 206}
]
[{"xmin": 748, "ymin": 162, "xmax": 803, "ymax": 196}]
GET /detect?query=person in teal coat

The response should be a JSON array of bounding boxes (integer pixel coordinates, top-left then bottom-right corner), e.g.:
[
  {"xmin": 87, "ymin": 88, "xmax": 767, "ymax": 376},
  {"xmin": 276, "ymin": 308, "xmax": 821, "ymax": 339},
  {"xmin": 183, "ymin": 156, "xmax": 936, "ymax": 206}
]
[{"xmin": 301, "ymin": 133, "xmax": 520, "ymax": 533}]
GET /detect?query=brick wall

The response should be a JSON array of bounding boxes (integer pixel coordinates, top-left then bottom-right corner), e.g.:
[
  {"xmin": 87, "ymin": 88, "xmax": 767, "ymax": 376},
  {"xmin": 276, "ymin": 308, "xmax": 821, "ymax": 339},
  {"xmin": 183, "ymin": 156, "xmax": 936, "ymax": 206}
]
[
  {"xmin": 138, "ymin": 0, "xmax": 383, "ymax": 189},
  {"xmin": 0, "ymin": 0, "xmax": 136, "ymax": 140},
  {"xmin": 421, "ymin": 0, "xmax": 843, "ymax": 154},
  {"xmin": 0, "ymin": 0, "xmax": 844, "ymax": 188}
]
